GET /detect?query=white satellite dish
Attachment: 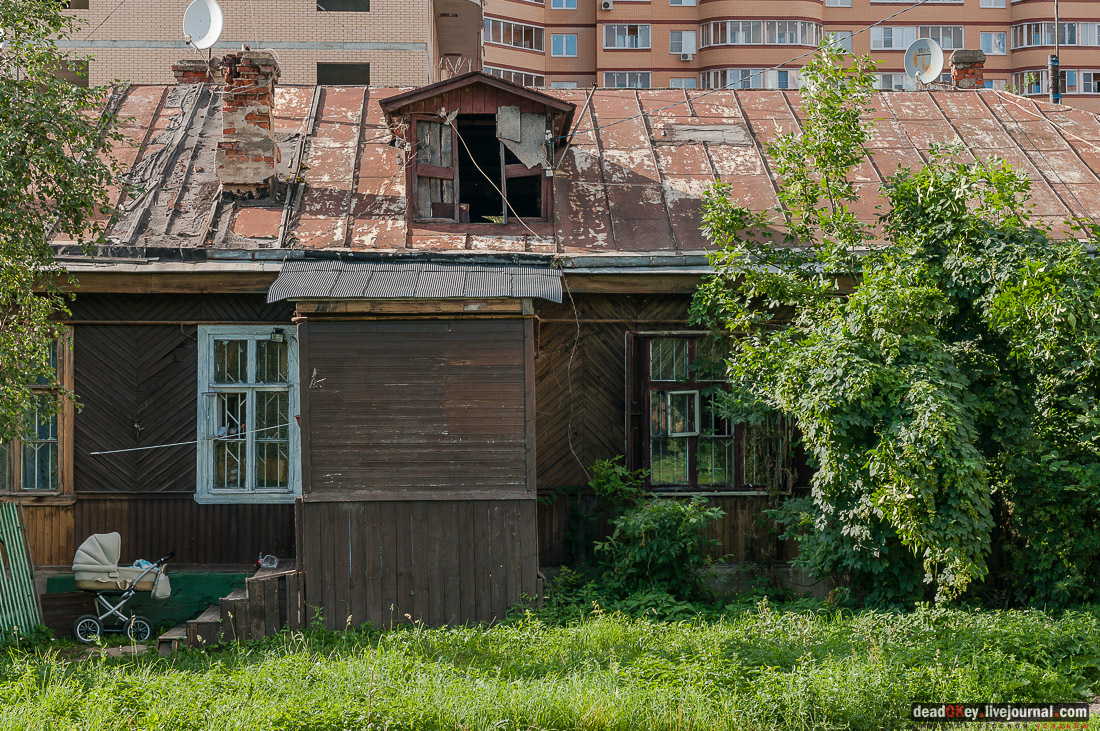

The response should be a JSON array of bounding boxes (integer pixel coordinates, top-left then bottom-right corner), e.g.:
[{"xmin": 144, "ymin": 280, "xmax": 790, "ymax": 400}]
[
  {"xmin": 183, "ymin": 0, "xmax": 224, "ymax": 51},
  {"xmin": 903, "ymin": 38, "xmax": 944, "ymax": 85}
]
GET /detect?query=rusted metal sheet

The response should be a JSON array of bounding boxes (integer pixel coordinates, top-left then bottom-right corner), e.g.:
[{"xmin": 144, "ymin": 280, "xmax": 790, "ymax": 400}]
[{"xmin": 72, "ymin": 74, "xmax": 1100, "ymax": 257}]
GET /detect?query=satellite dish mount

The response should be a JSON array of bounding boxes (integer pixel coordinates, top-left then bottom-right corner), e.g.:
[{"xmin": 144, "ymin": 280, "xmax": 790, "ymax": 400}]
[{"xmin": 903, "ymin": 38, "xmax": 945, "ymax": 87}]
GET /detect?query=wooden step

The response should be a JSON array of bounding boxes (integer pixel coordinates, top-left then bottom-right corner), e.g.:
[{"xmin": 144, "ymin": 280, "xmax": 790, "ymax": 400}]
[
  {"xmin": 186, "ymin": 605, "xmax": 222, "ymax": 649},
  {"xmin": 219, "ymin": 589, "xmax": 249, "ymax": 644},
  {"xmin": 157, "ymin": 624, "xmax": 187, "ymax": 657}
]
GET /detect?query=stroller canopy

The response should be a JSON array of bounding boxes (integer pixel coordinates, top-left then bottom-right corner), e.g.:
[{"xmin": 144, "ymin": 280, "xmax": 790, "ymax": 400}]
[{"xmin": 73, "ymin": 532, "xmax": 120, "ymax": 574}]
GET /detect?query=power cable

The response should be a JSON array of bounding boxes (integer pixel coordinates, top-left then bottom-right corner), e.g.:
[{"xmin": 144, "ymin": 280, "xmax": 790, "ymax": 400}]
[{"xmin": 77, "ymin": 0, "xmax": 129, "ymax": 47}]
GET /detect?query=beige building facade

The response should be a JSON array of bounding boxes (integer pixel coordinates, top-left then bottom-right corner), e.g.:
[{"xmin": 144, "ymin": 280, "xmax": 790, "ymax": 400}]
[
  {"xmin": 480, "ymin": 0, "xmax": 1100, "ymax": 108},
  {"xmin": 62, "ymin": 0, "xmax": 482, "ymax": 86}
]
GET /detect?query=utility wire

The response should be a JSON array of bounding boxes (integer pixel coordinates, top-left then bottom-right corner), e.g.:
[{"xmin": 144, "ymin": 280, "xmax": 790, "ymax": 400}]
[
  {"xmin": 90, "ymin": 423, "xmax": 290, "ymax": 456},
  {"xmin": 77, "ymin": 0, "xmax": 129, "ymax": 48}
]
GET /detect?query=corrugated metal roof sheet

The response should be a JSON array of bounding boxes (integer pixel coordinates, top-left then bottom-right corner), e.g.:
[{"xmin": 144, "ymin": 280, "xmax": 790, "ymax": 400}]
[{"xmin": 267, "ymin": 260, "xmax": 563, "ymax": 303}]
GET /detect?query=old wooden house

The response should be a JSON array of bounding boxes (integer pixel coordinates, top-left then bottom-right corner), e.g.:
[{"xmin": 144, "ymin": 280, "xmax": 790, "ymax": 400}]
[{"xmin": 6, "ymin": 50, "xmax": 1100, "ymax": 636}]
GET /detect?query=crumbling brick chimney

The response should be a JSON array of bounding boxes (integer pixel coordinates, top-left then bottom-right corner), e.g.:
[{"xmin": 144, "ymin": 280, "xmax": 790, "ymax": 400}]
[
  {"xmin": 950, "ymin": 49, "xmax": 986, "ymax": 90},
  {"xmin": 217, "ymin": 49, "xmax": 281, "ymax": 198},
  {"xmin": 171, "ymin": 59, "xmax": 214, "ymax": 84}
]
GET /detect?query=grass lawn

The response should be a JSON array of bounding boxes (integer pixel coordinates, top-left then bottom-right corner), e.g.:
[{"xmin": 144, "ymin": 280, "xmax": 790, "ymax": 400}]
[{"xmin": 1, "ymin": 605, "xmax": 1099, "ymax": 730}]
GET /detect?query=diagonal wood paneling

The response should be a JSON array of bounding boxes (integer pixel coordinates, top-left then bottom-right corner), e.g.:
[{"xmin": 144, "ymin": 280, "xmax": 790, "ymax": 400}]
[{"xmin": 69, "ymin": 294, "xmax": 293, "ymax": 323}]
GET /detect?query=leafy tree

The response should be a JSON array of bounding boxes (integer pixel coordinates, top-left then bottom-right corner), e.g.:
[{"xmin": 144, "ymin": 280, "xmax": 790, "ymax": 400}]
[
  {"xmin": 0, "ymin": 1, "xmax": 120, "ymax": 440},
  {"xmin": 691, "ymin": 47, "xmax": 1100, "ymax": 605}
]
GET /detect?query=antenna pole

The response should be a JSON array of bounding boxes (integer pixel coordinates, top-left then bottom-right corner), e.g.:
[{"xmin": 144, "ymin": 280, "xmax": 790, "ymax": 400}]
[{"xmin": 1050, "ymin": 0, "xmax": 1061, "ymax": 103}]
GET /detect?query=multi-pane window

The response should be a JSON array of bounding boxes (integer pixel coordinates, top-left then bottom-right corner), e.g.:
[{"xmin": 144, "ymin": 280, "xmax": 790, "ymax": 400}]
[
  {"xmin": 870, "ymin": 26, "xmax": 916, "ymax": 50},
  {"xmin": 1082, "ymin": 71, "xmax": 1100, "ymax": 94},
  {"xmin": 981, "ymin": 31, "xmax": 1007, "ymax": 55},
  {"xmin": 551, "ymin": 80, "xmax": 579, "ymax": 88},
  {"xmin": 826, "ymin": 0, "xmax": 852, "ymax": 6},
  {"xmin": 551, "ymin": 34, "xmax": 577, "ymax": 56},
  {"xmin": 635, "ymin": 336, "xmax": 794, "ymax": 492},
  {"xmin": 825, "ymin": 31, "xmax": 854, "ymax": 53},
  {"xmin": 669, "ymin": 30, "xmax": 697, "ymax": 54},
  {"xmin": 1009, "ymin": 70, "xmax": 1081, "ymax": 94},
  {"xmin": 765, "ymin": 21, "xmax": 821, "ymax": 46},
  {"xmin": 1011, "ymin": 22, "xmax": 1084, "ymax": 48},
  {"xmin": 701, "ymin": 68, "xmax": 762, "ymax": 90},
  {"xmin": 197, "ymin": 327, "xmax": 299, "ymax": 504},
  {"xmin": 698, "ymin": 21, "xmax": 763, "ymax": 47},
  {"xmin": 670, "ymin": 77, "xmax": 697, "ymax": 88},
  {"xmin": 764, "ymin": 69, "xmax": 797, "ymax": 89},
  {"xmin": 1, "ymin": 339, "xmax": 69, "ymax": 494},
  {"xmin": 919, "ymin": 26, "xmax": 963, "ymax": 50},
  {"xmin": 670, "ymin": 0, "xmax": 696, "ymax": 6},
  {"xmin": 877, "ymin": 73, "xmax": 917, "ymax": 91},
  {"xmin": 604, "ymin": 24, "xmax": 651, "ymax": 49},
  {"xmin": 551, "ymin": 0, "xmax": 576, "ymax": 7},
  {"xmin": 484, "ymin": 66, "xmax": 546, "ymax": 86},
  {"xmin": 484, "ymin": 18, "xmax": 545, "ymax": 51},
  {"xmin": 603, "ymin": 71, "xmax": 651, "ymax": 88},
  {"xmin": 980, "ymin": 0, "xmax": 1005, "ymax": 6}
]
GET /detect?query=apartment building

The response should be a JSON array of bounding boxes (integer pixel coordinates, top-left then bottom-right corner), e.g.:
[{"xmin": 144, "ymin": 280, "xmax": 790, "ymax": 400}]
[
  {"xmin": 59, "ymin": 0, "xmax": 482, "ymax": 86},
  {"xmin": 480, "ymin": 0, "xmax": 1100, "ymax": 107}
]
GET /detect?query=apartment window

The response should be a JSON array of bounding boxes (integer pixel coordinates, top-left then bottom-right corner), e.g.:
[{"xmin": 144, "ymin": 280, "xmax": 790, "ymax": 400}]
[
  {"xmin": 870, "ymin": 26, "xmax": 916, "ymax": 50},
  {"xmin": 825, "ymin": 0, "xmax": 852, "ymax": 6},
  {"xmin": 669, "ymin": 30, "xmax": 697, "ymax": 54},
  {"xmin": 1011, "ymin": 22, "xmax": 1078, "ymax": 48},
  {"xmin": 670, "ymin": 77, "xmax": 697, "ymax": 88},
  {"xmin": 317, "ymin": 0, "xmax": 369, "ymax": 10},
  {"xmin": 604, "ymin": 72, "xmax": 651, "ymax": 88},
  {"xmin": 604, "ymin": 24, "xmax": 651, "ymax": 49},
  {"xmin": 919, "ymin": 26, "xmax": 963, "ymax": 50},
  {"xmin": 670, "ymin": 0, "xmax": 697, "ymax": 5},
  {"xmin": 765, "ymin": 21, "xmax": 821, "ymax": 46},
  {"xmin": 54, "ymin": 60, "xmax": 89, "ymax": 87},
  {"xmin": 64, "ymin": 1, "xmax": 90, "ymax": 7},
  {"xmin": 698, "ymin": 21, "xmax": 763, "ymax": 48},
  {"xmin": 979, "ymin": 0, "xmax": 1005, "ymax": 6},
  {"xmin": 825, "ymin": 31, "xmax": 854, "ymax": 53},
  {"xmin": 551, "ymin": 34, "xmax": 577, "ymax": 56},
  {"xmin": 551, "ymin": 81, "xmax": 579, "ymax": 88},
  {"xmin": 702, "ymin": 68, "xmax": 763, "ymax": 89},
  {"xmin": 196, "ymin": 327, "xmax": 299, "ymax": 504},
  {"xmin": 1, "ymin": 339, "xmax": 71, "ymax": 495},
  {"xmin": 983, "ymin": 79, "xmax": 1007, "ymax": 90},
  {"xmin": 631, "ymin": 336, "xmax": 795, "ymax": 492},
  {"xmin": 316, "ymin": 63, "xmax": 370, "ymax": 84},
  {"xmin": 551, "ymin": 0, "xmax": 577, "ymax": 8},
  {"xmin": 1080, "ymin": 23, "xmax": 1100, "ymax": 46},
  {"xmin": 765, "ymin": 69, "xmax": 797, "ymax": 89},
  {"xmin": 484, "ymin": 18, "xmax": 545, "ymax": 51},
  {"xmin": 878, "ymin": 73, "xmax": 917, "ymax": 91},
  {"xmin": 981, "ymin": 32, "xmax": 1007, "ymax": 55},
  {"xmin": 484, "ymin": 66, "xmax": 546, "ymax": 86}
]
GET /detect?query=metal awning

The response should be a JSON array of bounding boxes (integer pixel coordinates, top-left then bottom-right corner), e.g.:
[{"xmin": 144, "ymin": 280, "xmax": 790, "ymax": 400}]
[{"xmin": 267, "ymin": 259, "xmax": 563, "ymax": 303}]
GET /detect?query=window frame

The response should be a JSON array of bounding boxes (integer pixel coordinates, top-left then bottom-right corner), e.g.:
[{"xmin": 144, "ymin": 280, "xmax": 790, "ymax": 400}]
[
  {"xmin": 980, "ymin": 31, "xmax": 1007, "ymax": 55},
  {"xmin": 550, "ymin": 0, "xmax": 577, "ymax": 8},
  {"xmin": 603, "ymin": 71, "xmax": 652, "ymax": 88},
  {"xmin": 603, "ymin": 24, "xmax": 652, "ymax": 50},
  {"xmin": 195, "ymin": 325, "xmax": 301, "ymax": 505},
  {"xmin": 669, "ymin": 29, "xmax": 697, "ymax": 54},
  {"xmin": 628, "ymin": 333, "xmax": 795, "ymax": 494},
  {"xmin": 1, "ymin": 336, "xmax": 74, "ymax": 496},
  {"xmin": 551, "ymin": 33, "xmax": 578, "ymax": 57}
]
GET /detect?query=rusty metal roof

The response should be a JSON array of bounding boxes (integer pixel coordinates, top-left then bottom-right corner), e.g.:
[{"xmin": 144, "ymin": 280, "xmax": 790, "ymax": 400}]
[
  {"xmin": 267, "ymin": 259, "xmax": 562, "ymax": 302},
  {"xmin": 72, "ymin": 83, "xmax": 1100, "ymax": 258}
]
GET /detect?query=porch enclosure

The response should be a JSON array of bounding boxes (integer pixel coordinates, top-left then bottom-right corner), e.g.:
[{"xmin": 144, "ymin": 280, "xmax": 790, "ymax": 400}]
[{"xmin": 296, "ymin": 319, "xmax": 539, "ymax": 628}]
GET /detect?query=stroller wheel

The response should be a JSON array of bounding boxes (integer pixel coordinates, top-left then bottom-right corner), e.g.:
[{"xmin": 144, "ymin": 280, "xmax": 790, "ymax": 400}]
[
  {"xmin": 126, "ymin": 616, "xmax": 154, "ymax": 642},
  {"xmin": 72, "ymin": 615, "xmax": 102, "ymax": 644}
]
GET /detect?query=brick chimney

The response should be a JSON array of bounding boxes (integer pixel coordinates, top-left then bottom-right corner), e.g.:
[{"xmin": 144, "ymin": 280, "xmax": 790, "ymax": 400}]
[
  {"xmin": 216, "ymin": 49, "xmax": 282, "ymax": 198},
  {"xmin": 171, "ymin": 59, "xmax": 214, "ymax": 84},
  {"xmin": 950, "ymin": 49, "xmax": 986, "ymax": 90}
]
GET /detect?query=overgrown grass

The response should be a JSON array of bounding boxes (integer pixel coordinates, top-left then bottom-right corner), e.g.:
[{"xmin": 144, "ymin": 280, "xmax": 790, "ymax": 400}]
[{"xmin": 1, "ymin": 604, "xmax": 1098, "ymax": 730}]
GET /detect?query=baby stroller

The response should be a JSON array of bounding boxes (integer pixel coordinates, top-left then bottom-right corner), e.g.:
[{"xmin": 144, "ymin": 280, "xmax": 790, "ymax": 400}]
[{"xmin": 71, "ymin": 532, "xmax": 174, "ymax": 643}]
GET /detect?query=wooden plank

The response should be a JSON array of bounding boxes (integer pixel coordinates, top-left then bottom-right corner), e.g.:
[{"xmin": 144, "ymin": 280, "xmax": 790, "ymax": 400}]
[
  {"xmin": 442, "ymin": 501, "xmax": 460, "ymax": 625},
  {"xmin": 562, "ymin": 273, "xmax": 703, "ymax": 295},
  {"xmin": 332, "ymin": 503, "xmax": 353, "ymax": 628},
  {"xmin": 264, "ymin": 578, "xmax": 280, "ymax": 636},
  {"xmin": 321, "ymin": 502, "xmax": 339, "ymax": 630},
  {"xmin": 362, "ymin": 501, "xmax": 382, "ymax": 627},
  {"xmin": 472, "ymin": 503, "xmax": 490, "ymax": 623},
  {"xmin": 63, "ymin": 271, "xmax": 277, "ymax": 294},
  {"xmin": 411, "ymin": 502, "xmax": 430, "ymax": 624},
  {"xmin": 348, "ymin": 502, "xmax": 367, "ymax": 627},
  {"xmin": 378, "ymin": 501, "xmax": 398, "ymax": 629},
  {"xmin": 285, "ymin": 573, "xmax": 301, "ymax": 630},
  {"xmin": 247, "ymin": 577, "xmax": 266, "ymax": 640},
  {"xmin": 428, "ymin": 503, "xmax": 445, "ymax": 626},
  {"xmin": 394, "ymin": 502, "xmax": 413, "ymax": 625},
  {"xmin": 295, "ymin": 300, "xmax": 524, "ymax": 315},
  {"xmin": 458, "ymin": 501, "xmax": 476, "ymax": 623},
  {"xmin": 297, "ymin": 322, "xmax": 312, "ymax": 496},
  {"xmin": 524, "ymin": 317, "xmax": 537, "ymax": 497},
  {"xmin": 489, "ymin": 502, "xmax": 508, "ymax": 622},
  {"xmin": 219, "ymin": 589, "xmax": 248, "ymax": 642}
]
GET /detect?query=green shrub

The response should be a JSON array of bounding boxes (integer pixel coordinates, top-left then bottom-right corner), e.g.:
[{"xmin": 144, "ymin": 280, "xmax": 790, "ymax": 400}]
[{"xmin": 595, "ymin": 496, "xmax": 726, "ymax": 601}]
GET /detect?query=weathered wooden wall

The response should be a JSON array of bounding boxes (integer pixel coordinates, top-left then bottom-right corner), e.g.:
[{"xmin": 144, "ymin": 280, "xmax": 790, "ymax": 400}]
[
  {"xmin": 297, "ymin": 316, "xmax": 538, "ymax": 626},
  {"xmin": 532, "ymin": 294, "xmax": 798, "ymax": 566},
  {"xmin": 300, "ymin": 500, "xmax": 537, "ymax": 628},
  {"xmin": 17, "ymin": 294, "xmax": 296, "ymax": 568}
]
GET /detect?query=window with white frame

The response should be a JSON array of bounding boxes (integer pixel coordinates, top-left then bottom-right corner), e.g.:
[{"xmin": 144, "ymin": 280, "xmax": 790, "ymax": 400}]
[
  {"xmin": 877, "ymin": 73, "xmax": 917, "ymax": 91},
  {"xmin": 604, "ymin": 24, "xmax": 651, "ymax": 48},
  {"xmin": 551, "ymin": 0, "xmax": 576, "ymax": 7},
  {"xmin": 670, "ymin": 77, "xmax": 697, "ymax": 88},
  {"xmin": 698, "ymin": 20, "xmax": 762, "ymax": 47},
  {"xmin": 1011, "ymin": 22, "xmax": 1083, "ymax": 48},
  {"xmin": 701, "ymin": 68, "xmax": 763, "ymax": 89},
  {"xmin": 979, "ymin": 0, "xmax": 1005, "ymax": 6},
  {"xmin": 670, "ymin": 0, "xmax": 696, "ymax": 6},
  {"xmin": 765, "ymin": 20, "xmax": 821, "ymax": 46},
  {"xmin": 604, "ymin": 71, "xmax": 651, "ymax": 88},
  {"xmin": 870, "ymin": 26, "xmax": 916, "ymax": 50},
  {"xmin": 483, "ymin": 18, "xmax": 545, "ymax": 51},
  {"xmin": 826, "ymin": 0, "xmax": 852, "ymax": 6},
  {"xmin": 981, "ymin": 31, "xmax": 1006, "ymax": 55},
  {"xmin": 196, "ymin": 326, "xmax": 300, "ymax": 504},
  {"xmin": 669, "ymin": 30, "xmax": 697, "ymax": 54},
  {"xmin": 1082, "ymin": 71, "xmax": 1100, "ymax": 93},
  {"xmin": 551, "ymin": 33, "xmax": 577, "ymax": 56},
  {"xmin": 825, "ymin": 30, "xmax": 853, "ymax": 53},
  {"xmin": 765, "ymin": 69, "xmax": 797, "ymax": 89},
  {"xmin": 551, "ymin": 80, "xmax": 579, "ymax": 88},
  {"xmin": 485, "ymin": 66, "xmax": 546, "ymax": 86},
  {"xmin": 919, "ymin": 26, "xmax": 963, "ymax": 50}
]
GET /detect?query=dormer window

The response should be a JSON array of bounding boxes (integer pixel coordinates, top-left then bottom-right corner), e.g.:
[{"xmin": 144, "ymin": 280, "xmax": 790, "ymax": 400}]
[
  {"xmin": 381, "ymin": 72, "xmax": 576, "ymax": 227},
  {"xmin": 413, "ymin": 114, "xmax": 547, "ymax": 223}
]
